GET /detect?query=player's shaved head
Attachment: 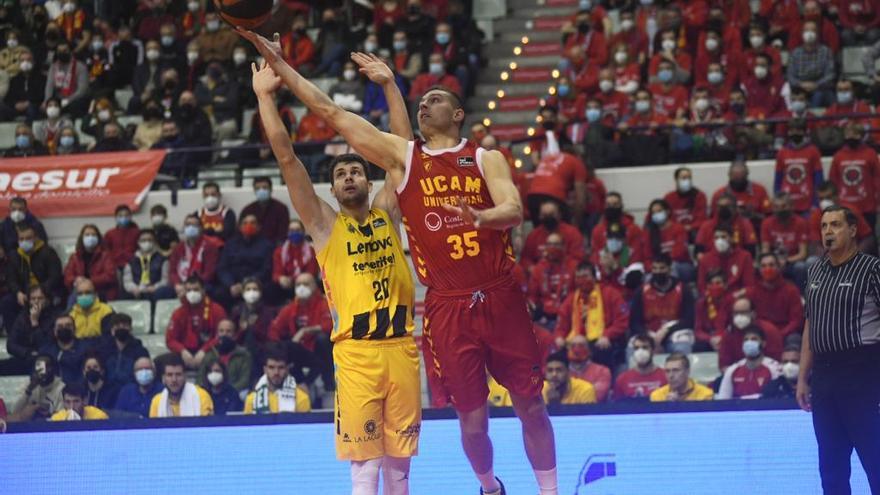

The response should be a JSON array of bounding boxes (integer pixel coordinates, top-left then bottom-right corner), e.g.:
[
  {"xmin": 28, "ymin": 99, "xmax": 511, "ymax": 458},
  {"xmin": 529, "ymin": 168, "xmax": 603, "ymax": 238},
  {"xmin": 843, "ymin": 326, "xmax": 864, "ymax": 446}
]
[{"xmin": 421, "ymin": 86, "xmax": 463, "ymax": 109}]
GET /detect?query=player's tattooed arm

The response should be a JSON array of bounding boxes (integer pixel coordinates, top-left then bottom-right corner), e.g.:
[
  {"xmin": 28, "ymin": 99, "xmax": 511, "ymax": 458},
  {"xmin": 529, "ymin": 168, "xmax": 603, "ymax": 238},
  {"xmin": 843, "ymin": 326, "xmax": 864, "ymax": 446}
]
[{"xmin": 252, "ymin": 61, "xmax": 336, "ymax": 250}]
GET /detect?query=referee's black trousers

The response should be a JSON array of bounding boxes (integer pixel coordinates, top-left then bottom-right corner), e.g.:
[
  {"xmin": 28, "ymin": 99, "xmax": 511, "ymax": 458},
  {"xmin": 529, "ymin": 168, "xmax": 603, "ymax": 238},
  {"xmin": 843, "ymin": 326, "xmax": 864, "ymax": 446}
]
[{"xmin": 812, "ymin": 348, "xmax": 880, "ymax": 494}]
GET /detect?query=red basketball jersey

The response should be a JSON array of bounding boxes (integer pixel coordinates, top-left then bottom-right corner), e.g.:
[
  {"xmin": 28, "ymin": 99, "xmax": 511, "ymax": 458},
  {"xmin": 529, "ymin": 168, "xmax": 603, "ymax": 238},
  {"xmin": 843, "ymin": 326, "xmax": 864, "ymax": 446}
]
[{"xmin": 396, "ymin": 139, "xmax": 517, "ymax": 291}]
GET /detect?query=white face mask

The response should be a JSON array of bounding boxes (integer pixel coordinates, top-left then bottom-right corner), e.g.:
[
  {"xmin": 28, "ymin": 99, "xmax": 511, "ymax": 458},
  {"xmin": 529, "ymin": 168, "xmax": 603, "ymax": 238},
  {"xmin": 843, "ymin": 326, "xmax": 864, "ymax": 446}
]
[
  {"xmin": 694, "ymin": 98, "xmax": 709, "ymax": 112},
  {"xmin": 151, "ymin": 215, "xmax": 165, "ymax": 227},
  {"xmin": 620, "ymin": 19, "xmax": 633, "ymax": 31},
  {"xmin": 187, "ymin": 51, "xmax": 199, "ymax": 64},
  {"xmin": 802, "ymin": 31, "xmax": 817, "ymax": 44},
  {"xmin": 429, "ymin": 63, "xmax": 444, "ymax": 76},
  {"xmin": 742, "ymin": 339, "xmax": 761, "ymax": 357},
  {"xmin": 207, "ymin": 371, "xmax": 224, "ymax": 386},
  {"xmin": 749, "ymin": 35, "xmax": 764, "ymax": 48},
  {"xmin": 9, "ymin": 210, "xmax": 25, "ymax": 223},
  {"xmin": 295, "ymin": 285, "xmax": 313, "ymax": 300},
  {"xmin": 47, "ymin": 106, "xmax": 61, "ymax": 119},
  {"xmin": 204, "ymin": 195, "xmax": 220, "ymax": 209},
  {"xmin": 678, "ymin": 178, "xmax": 692, "ymax": 192},
  {"xmin": 614, "ymin": 51, "xmax": 627, "ymax": 64},
  {"xmin": 707, "ymin": 71, "xmax": 723, "ymax": 84},
  {"xmin": 633, "ymin": 348, "xmax": 652, "ymax": 366},
  {"xmin": 63, "ymin": 2, "xmax": 76, "ymax": 13},
  {"xmin": 343, "ymin": 69, "xmax": 357, "ymax": 81},
  {"xmin": 233, "ymin": 52, "xmax": 247, "ymax": 65},
  {"xmin": 733, "ymin": 314, "xmax": 752, "ymax": 330},
  {"xmin": 754, "ymin": 66, "xmax": 768, "ymax": 79},
  {"xmin": 606, "ymin": 238, "xmax": 624, "ymax": 254},
  {"xmin": 714, "ymin": 237, "xmax": 730, "ymax": 253},
  {"xmin": 661, "ymin": 39, "xmax": 676, "ymax": 52},
  {"xmin": 206, "ymin": 20, "xmax": 220, "ymax": 32},
  {"xmin": 98, "ymin": 109, "xmax": 111, "ymax": 122},
  {"xmin": 138, "ymin": 240, "xmax": 154, "ymax": 252},
  {"xmin": 243, "ymin": 289, "xmax": 261, "ymax": 304},
  {"xmin": 19, "ymin": 60, "xmax": 33, "ymax": 72},
  {"xmin": 635, "ymin": 100, "xmax": 651, "ymax": 113},
  {"xmin": 7, "ymin": 38, "xmax": 18, "ymax": 48},
  {"xmin": 705, "ymin": 38, "xmax": 719, "ymax": 51},
  {"xmin": 819, "ymin": 199, "xmax": 834, "ymax": 210},
  {"xmin": 146, "ymin": 49, "xmax": 160, "ymax": 61},
  {"xmin": 782, "ymin": 362, "xmax": 800, "ymax": 381},
  {"xmin": 185, "ymin": 290, "xmax": 203, "ymax": 305},
  {"xmin": 651, "ymin": 211, "xmax": 668, "ymax": 225},
  {"xmin": 188, "ymin": 1, "xmax": 200, "ymax": 12},
  {"xmin": 599, "ymin": 80, "xmax": 614, "ymax": 93}
]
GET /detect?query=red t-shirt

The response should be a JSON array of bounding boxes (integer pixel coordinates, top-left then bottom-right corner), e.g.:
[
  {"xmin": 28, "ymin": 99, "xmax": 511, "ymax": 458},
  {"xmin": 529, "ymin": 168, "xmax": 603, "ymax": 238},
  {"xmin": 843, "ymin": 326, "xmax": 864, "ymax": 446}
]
[
  {"xmin": 527, "ymin": 152, "xmax": 587, "ymax": 203},
  {"xmin": 760, "ymin": 215, "xmax": 808, "ymax": 256},
  {"xmin": 829, "ymin": 144, "xmax": 880, "ymax": 213},
  {"xmin": 710, "ymin": 182, "xmax": 772, "ymax": 218},
  {"xmin": 639, "ymin": 282, "xmax": 685, "ymax": 333},
  {"xmin": 527, "ymin": 259, "xmax": 578, "ymax": 317},
  {"xmin": 594, "ymin": 90, "xmax": 630, "ymax": 124},
  {"xmin": 570, "ymin": 361, "xmax": 612, "ymax": 402},
  {"xmin": 268, "ymin": 296, "xmax": 333, "ymax": 350},
  {"xmin": 647, "ymin": 51, "xmax": 693, "ymax": 78},
  {"xmin": 648, "ymin": 82, "xmax": 689, "ymax": 118},
  {"xmin": 642, "ymin": 221, "xmax": 689, "ymax": 262},
  {"xmin": 697, "ymin": 248, "xmax": 755, "ymax": 292},
  {"xmin": 744, "ymin": 280, "xmax": 805, "ymax": 338},
  {"xmin": 775, "ymin": 144, "xmax": 823, "ymax": 212},
  {"xmin": 663, "ymin": 189, "xmax": 708, "ymax": 234},
  {"xmin": 522, "ymin": 223, "xmax": 585, "ymax": 268},
  {"xmin": 613, "ymin": 367, "xmax": 668, "ymax": 400},
  {"xmin": 695, "ymin": 216, "xmax": 757, "ymax": 252},
  {"xmin": 397, "ymin": 139, "xmax": 516, "ymax": 291}
]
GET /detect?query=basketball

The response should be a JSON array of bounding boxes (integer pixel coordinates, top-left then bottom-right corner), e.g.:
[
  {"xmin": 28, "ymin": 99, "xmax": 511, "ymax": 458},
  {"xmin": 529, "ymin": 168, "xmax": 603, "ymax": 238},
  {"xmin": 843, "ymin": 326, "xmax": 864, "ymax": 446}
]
[{"xmin": 213, "ymin": 0, "xmax": 274, "ymax": 29}]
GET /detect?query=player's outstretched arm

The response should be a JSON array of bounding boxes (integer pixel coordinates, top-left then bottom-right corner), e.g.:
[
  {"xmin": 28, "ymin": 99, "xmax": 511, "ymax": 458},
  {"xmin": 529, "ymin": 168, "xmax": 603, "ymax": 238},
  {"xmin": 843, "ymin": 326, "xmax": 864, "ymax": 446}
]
[
  {"xmin": 351, "ymin": 52, "xmax": 414, "ymax": 142},
  {"xmin": 253, "ymin": 62, "xmax": 336, "ymax": 250},
  {"xmin": 442, "ymin": 150, "xmax": 524, "ymax": 230},
  {"xmin": 238, "ymin": 29, "xmax": 408, "ymax": 173}
]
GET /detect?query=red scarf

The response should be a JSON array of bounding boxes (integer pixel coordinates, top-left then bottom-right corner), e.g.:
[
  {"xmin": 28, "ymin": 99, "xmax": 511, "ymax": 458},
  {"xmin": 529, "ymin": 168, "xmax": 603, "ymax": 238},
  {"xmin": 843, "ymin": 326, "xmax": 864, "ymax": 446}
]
[
  {"xmin": 178, "ymin": 238, "xmax": 206, "ymax": 282},
  {"xmin": 53, "ymin": 61, "xmax": 78, "ymax": 98},
  {"xmin": 280, "ymin": 241, "xmax": 315, "ymax": 277}
]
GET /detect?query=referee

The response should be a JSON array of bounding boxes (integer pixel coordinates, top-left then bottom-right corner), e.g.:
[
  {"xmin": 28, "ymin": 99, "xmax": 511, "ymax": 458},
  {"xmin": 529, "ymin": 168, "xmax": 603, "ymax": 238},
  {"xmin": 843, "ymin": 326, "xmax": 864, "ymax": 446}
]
[{"xmin": 798, "ymin": 205, "xmax": 880, "ymax": 494}]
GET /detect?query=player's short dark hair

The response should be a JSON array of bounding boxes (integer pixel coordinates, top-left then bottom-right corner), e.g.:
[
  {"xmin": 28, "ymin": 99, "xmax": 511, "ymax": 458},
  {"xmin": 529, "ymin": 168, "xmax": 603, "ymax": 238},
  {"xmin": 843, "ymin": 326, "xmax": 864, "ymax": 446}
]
[
  {"xmin": 62, "ymin": 382, "xmax": 87, "ymax": 399},
  {"xmin": 150, "ymin": 204, "xmax": 167, "ymax": 216},
  {"xmin": 666, "ymin": 352, "xmax": 690, "ymax": 369},
  {"xmin": 632, "ymin": 334, "xmax": 655, "ymax": 350},
  {"xmin": 106, "ymin": 313, "xmax": 133, "ymax": 329},
  {"xmin": 576, "ymin": 261, "xmax": 597, "ymax": 276},
  {"xmin": 743, "ymin": 326, "xmax": 766, "ymax": 341},
  {"xmin": 114, "ymin": 204, "xmax": 131, "ymax": 215},
  {"xmin": 252, "ymin": 176, "xmax": 273, "ymax": 188},
  {"xmin": 424, "ymin": 85, "xmax": 463, "ymax": 109},
  {"xmin": 673, "ymin": 167, "xmax": 690, "ymax": 179},
  {"xmin": 329, "ymin": 153, "xmax": 371, "ymax": 178},
  {"xmin": 652, "ymin": 253, "xmax": 672, "ymax": 267},
  {"xmin": 158, "ymin": 353, "xmax": 185, "ymax": 374},
  {"xmin": 263, "ymin": 344, "xmax": 289, "ymax": 366},
  {"xmin": 822, "ymin": 205, "xmax": 858, "ymax": 227},
  {"xmin": 546, "ymin": 350, "xmax": 569, "ymax": 367},
  {"xmin": 184, "ymin": 274, "xmax": 204, "ymax": 287},
  {"xmin": 203, "ymin": 181, "xmax": 220, "ymax": 193}
]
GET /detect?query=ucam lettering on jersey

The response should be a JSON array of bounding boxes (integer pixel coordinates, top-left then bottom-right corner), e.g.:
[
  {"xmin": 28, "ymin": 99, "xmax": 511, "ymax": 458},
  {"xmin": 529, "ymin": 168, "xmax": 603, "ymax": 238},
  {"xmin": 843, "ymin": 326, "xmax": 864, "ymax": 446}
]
[{"xmin": 0, "ymin": 150, "xmax": 166, "ymax": 217}]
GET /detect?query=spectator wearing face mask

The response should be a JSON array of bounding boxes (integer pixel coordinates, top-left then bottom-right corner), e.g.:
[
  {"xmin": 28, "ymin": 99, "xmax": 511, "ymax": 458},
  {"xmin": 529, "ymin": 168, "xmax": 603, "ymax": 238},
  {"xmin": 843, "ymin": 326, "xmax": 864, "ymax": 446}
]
[
  {"xmin": 79, "ymin": 351, "xmax": 120, "ymax": 411},
  {"xmin": 695, "ymin": 193, "xmax": 757, "ymax": 256},
  {"xmin": 49, "ymin": 381, "xmax": 109, "ymax": 420},
  {"xmin": 838, "ymin": 0, "xmax": 880, "ymax": 46},
  {"xmin": 787, "ymin": 20, "xmax": 836, "ymax": 108},
  {"xmin": 39, "ymin": 315, "xmax": 86, "ymax": 384},
  {"xmin": 808, "ymin": 182, "xmax": 875, "ymax": 257},
  {"xmin": 561, "ymin": 7, "xmax": 608, "ymax": 69},
  {"xmin": 197, "ymin": 182, "xmax": 237, "ymax": 244},
  {"xmin": 1, "ymin": 197, "xmax": 48, "ymax": 253},
  {"xmin": 272, "ymin": 219, "xmax": 320, "ymax": 298},
  {"xmin": 229, "ymin": 278, "xmax": 275, "ymax": 356},
  {"xmin": 663, "ymin": 167, "xmax": 708, "ymax": 242},
  {"xmin": 717, "ymin": 327, "xmax": 781, "ymax": 399},
  {"xmin": 527, "ymin": 233, "xmax": 578, "ymax": 328},
  {"xmin": 564, "ymin": 334, "xmax": 611, "ymax": 402},
  {"xmin": 592, "ymin": 222, "xmax": 644, "ymax": 295},
  {"xmin": 98, "ymin": 313, "xmax": 149, "ymax": 389},
  {"xmin": 648, "ymin": 28, "xmax": 691, "ymax": 82},
  {"xmin": 618, "ymin": 88, "xmax": 671, "ymax": 165},
  {"xmin": 703, "ymin": 62, "xmax": 732, "ymax": 111},
  {"xmin": 201, "ymin": 360, "xmax": 244, "ymax": 415},
  {"xmin": 542, "ymin": 350, "xmax": 597, "ymax": 405},
  {"xmin": 526, "ymin": 150, "xmax": 587, "ymax": 225},
  {"xmin": 240, "ymin": 177, "xmax": 291, "ymax": 244},
  {"xmin": 197, "ymin": 318, "xmax": 252, "ymax": 397},
  {"xmin": 92, "ymin": 122, "xmax": 137, "ymax": 153},
  {"xmin": 630, "ymin": 254, "xmax": 695, "ymax": 347},
  {"xmin": 829, "ymin": 123, "xmax": 880, "ymax": 230},
  {"xmin": 156, "ymin": 22, "xmax": 186, "ymax": 75},
  {"xmin": 148, "ymin": 205, "xmax": 179, "ymax": 255},
  {"xmin": 718, "ymin": 296, "xmax": 783, "ymax": 371},
  {"xmin": 2, "ymin": 225, "xmax": 63, "ymax": 330},
  {"xmin": 4, "ymin": 123, "xmax": 48, "ymax": 158},
  {"xmin": 43, "ymin": 42, "xmax": 89, "ymax": 117},
  {"xmin": 181, "ymin": 0, "xmax": 206, "ymax": 39},
  {"xmin": 53, "ymin": 125, "xmax": 83, "ymax": 155},
  {"xmin": 103, "ymin": 204, "xmax": 140, "ymax": 270},
  {"xmin": 694, "ymin": 270, "xmax": 734, "ymax": 352},
  {"xmin": 613, "ymin": 334, "xmax": 667, "ymax": 401},
  {"xmin": 166, "ymin": 275, "xmax": 227, "ymax": 370},
  {"xmin": 149, "ymin": 352, "xmax": 214, "ymax": 417},
  {"xmin": 1, "ymin": 50, "xmax": 45, "ymax": 122},
  {"xmin": 121, "ymin": 229, "xmax": 174, "ymax": 303},
  {"xmin": 591, "ymin": 193, "xmax": 644, "ymax": 260},
  {"xmin": 173, "ymin": 90, "xmax": 213, "ymax": 172},
  {"xmin": 64, "ymin": 224, "xmax": 117, "ymax": 302},
  {"xmin": 68, "ymin": 278, "xmax": 113, "ymax": 345},
  {"xmin": 150, "ymin": 119, "xmax": 189, "ymax": 175},
  {"xmin": 216, "ymin": 215, "xmax": 273, "ymax": 305},
  {"xmin": 745, "ymin": 253, "xmax": 805, "ymax": 340},
  {"xmin": 607, "ymin": 10, "xmax": 648, "ymax": 67},
  {"xmin": 697, "ymin": 225, "xmax": 754, "ymax": 294},
  {"xmin": 760, "ymin": 345, "xmax": 802, "ymax": 399},
  {"xmin": 195, "ymin": 12, "xmax": 238, "ymax": 63},
  {"xmin": 555, "ymin": 262, "xmax": 630, "ymax": 369},
  {"xmin": 594, "ymin": 68, "xmax": 630, "ymax": 123},
  {"xmin": 33, "ymin": 97, "xmax": 74, "ymax": 154},
  {"xmin": 647, "ymin": 58, "xmax": 688, "ymax": 120},
  {"xmin": 521, "ymin": 201, "xmax": 585, "ymax": 270},
  {"xmin": 774, "ymin": 119, "xmax": 823, "ymax": 215},
  {"xmin": 195, "ymin": 62, "xmax": 240, "ymax": 140},
  {"xmin": 408, "ymin": 53, "xmax": 462, "ymax": 105},
  {"xmin": 244, "ymin": 345, "xmax": 311, "ymax": 413},
  {"xmin": 761, "ymin": 194, "xmax": 810, "ymax": 288},
  {"xmin": 820, "ymin": 80, "xmax": 880, "ymax": 144},
  {"xmin": 391, "ymin": 30, "xmax": 422, "ymax": 81},
  {"xmin": 694, "ymin": 28, "xmax": 741, "ymax": 89},
  {"xmin": 268, "ymin": 273, "xmax": 333, "ymax": 391},
  {"xmin": 329, "ymin": 60, "xmax": 365, "ymax": 115},
  {"xmin": 0, "ymin": 286, "xmax": 58, "ymax": 376},
  {"xmin": 130, "ymin": 40, "xmax": 164, "ymax": 114},
  {"xmin": 740, "ymin": 23, "xmax": 783, "ymax": 83},
  {"xmin": 789, "ymin": 1, "xmax": 841, "ymax": 53},
  {"xmin": 169, "ymin": 215, "xmax": 221, "ymax": 298},
  {"xmin": 0, "ymin": 30, "xmax": 30, "ymax": 77},
  {"xmin": 114, "ymin": 356, "xmax": 162, "ymax": 418},
  {"xmin": 650, "ymin": 353, "xmax": 714, "ymax": 402},
  {"xmin": 280, "ymin": 15, "xmax": 316, "ymax": 73},
  {"xmin": 643, "ymin": 200, "xmax": 691, "ymax": 278},
  {"xmin": 11, "ymin": 353, "xmax": 64, "ymax": 421},
  {"xmin": 545, "ymin": 77, "xmax": 587, "ymax": 126},
  {"xmin": 711, "ymin": 160, "xmax": 771, "ymax": 229}
]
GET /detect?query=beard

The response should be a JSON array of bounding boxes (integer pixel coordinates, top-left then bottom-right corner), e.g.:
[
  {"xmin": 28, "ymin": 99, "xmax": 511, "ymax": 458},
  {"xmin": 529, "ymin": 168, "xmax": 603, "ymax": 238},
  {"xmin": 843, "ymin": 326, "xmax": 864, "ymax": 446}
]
[{"xmin": 339, "ymin": 188, "xmax": 369, "ymax": 208}]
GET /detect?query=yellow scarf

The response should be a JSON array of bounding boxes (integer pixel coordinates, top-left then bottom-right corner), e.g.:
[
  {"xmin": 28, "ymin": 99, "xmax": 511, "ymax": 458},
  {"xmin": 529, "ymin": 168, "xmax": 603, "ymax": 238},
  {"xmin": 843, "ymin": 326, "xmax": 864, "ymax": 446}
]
[
  {"xmin": 139, "ymin": 253, "xmax": 153, "ymax": 285},
  {"xmin": 570, "ymin": 286, "xmax": 605, "ymax": 342},
  {"xmin": 17, "ymin": 239, "xmax": 45, "ymax": 287}
]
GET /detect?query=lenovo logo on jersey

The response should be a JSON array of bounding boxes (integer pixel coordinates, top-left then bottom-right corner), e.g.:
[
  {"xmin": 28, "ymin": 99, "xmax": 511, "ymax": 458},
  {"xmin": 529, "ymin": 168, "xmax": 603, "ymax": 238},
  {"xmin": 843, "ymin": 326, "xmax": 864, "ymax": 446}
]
[
  {"xmin": 0, "ymin": 167, "xmax": 121, "ymax": 192},
  {"xmin": 457, "ymin": 156, "xmax": 475, "ymax": 167},
  {"xmin": 346, "ymin": 236, "xmax": 393, "ymax": 255}
]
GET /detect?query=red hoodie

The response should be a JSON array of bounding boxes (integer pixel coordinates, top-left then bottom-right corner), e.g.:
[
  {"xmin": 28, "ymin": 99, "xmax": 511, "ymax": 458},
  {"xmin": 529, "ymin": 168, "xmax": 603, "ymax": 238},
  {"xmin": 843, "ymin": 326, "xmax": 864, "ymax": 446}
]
[
  {"xmin": 165, "ymin": 297, "xmax": 227, "ymax": 353},
  {"xmin": 829, "ymin": 144, "xmax": 880, "ymax": 213}
]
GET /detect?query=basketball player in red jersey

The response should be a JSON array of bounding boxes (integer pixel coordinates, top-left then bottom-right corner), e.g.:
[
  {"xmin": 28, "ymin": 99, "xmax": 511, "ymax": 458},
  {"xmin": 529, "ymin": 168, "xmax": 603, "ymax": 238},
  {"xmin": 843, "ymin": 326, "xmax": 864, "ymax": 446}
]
[{"xmin": 239, "ymin": 30, "xmax": 558, "ymax": 495}]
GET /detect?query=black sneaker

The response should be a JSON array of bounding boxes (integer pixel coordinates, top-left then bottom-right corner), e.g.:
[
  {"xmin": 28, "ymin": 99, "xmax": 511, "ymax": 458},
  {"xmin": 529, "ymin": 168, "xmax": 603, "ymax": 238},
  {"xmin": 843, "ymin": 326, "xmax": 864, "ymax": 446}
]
[{"xmin": 479, "ymin": 477, "xmax": 506, "ymax": 495}]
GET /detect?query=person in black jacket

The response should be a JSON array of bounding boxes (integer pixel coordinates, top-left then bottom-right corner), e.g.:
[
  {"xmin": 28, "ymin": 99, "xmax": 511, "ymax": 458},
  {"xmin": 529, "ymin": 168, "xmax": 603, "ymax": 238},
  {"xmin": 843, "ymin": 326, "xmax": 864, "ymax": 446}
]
[
  {"xmin": 80, "ymin": 351, "xmax": 120, "ymax": 412},
  {"xmin": 91, "ymin": 122, "xmax": 137, "ymax": 153},
  {"xmin": 39, "ymin": 315, "xmax": 86, "ymax": 384},
  {"xmin": 173, "ymin": 90, "xmax": 212, "ymax": 178},
  {"xmin": 0, "ymin": 196, "xmax": 48, "ymax": 257},
  {"xmin": 99, "ymin": 313, "xmax": 149, "ymax": 389},
  {"xmin": 3, "ymin": 123, "xmax": 48, "ymax": 158},
  {"xmin": 0, "ymin": 286, "xmax": 59, "ymax": 375},
  {"xmin": 201, "ymin": 360, "xmax": 243, "ymax": 415},
  {"xmin": 1, "ymin": 225, "xmax": 63, "ymax": 336},
  {"xmin": 0, "ymin": 50, "xmax": 45, "ymax": 121},
  {"xmin": 216, "ymin": 215, "xmax": 273, "ymax": 308}
]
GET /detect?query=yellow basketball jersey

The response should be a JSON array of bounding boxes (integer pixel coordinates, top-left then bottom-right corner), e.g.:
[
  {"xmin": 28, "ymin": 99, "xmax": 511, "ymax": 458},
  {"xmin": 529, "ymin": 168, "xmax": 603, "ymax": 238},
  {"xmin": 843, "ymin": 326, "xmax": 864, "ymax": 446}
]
[{"xmin": 317, "ymin": 209, "xmax": 415, "ymax": 344}]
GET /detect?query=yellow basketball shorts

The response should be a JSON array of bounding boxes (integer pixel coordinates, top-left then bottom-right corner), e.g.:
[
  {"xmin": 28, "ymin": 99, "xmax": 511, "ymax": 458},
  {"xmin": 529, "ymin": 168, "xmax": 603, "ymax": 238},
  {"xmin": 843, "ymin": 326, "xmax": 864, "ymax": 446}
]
[{"xmin": 333, "ymin": 337, "xmax": 421, "ymax": 461}]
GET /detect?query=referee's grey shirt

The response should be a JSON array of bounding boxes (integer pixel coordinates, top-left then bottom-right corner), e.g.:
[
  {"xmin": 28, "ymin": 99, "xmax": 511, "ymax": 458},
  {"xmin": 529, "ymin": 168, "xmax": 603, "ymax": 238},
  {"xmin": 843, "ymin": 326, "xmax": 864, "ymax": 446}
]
[{"xmin": 805, "ymin": 252, "xmax": 880, "ymax": 354}]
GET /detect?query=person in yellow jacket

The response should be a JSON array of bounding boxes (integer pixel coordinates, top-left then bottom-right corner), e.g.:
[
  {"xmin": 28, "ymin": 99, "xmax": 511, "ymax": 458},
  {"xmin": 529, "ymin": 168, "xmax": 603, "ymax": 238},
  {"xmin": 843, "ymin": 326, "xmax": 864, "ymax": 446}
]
[
  {"xmin": 650, "ymin": 353, "xmax": 714, "ymax": 402},
  {"xmin": 149, "ymin": 353, "xmax": 214, "ymax": 417},
  {"xmin": 50, "ymin": 383, "xmax": 109, "ymax": 421},
  {"xmin": 542, "ymin": 351, "xmax": 597, "ymax": 405},
  {"xmin": 244, "ymin": 345, "xmax": 311, "ymax": 413},
  {"xmin": 69, "ymin": 278, "xmax": 114, "ymax": 340}
]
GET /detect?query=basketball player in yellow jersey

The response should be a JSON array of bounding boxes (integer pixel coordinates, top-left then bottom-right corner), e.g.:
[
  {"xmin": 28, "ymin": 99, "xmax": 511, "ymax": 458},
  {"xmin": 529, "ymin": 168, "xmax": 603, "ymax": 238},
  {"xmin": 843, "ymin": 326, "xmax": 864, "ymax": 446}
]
[{"xmin": 252, "ymin": 59, "xmax": 420, "ymax": 495}]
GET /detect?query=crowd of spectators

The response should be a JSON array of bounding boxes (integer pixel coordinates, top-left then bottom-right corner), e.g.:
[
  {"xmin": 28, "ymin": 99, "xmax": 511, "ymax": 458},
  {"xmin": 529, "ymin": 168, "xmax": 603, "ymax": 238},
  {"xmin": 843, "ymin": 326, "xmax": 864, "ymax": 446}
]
[
  {"xmin": 0, "ymin": 0, "xmax": 484, "ymax": 181},
  {"xmin": 536, "ymin": 0, "xmax": 880, "ymax": 168}
]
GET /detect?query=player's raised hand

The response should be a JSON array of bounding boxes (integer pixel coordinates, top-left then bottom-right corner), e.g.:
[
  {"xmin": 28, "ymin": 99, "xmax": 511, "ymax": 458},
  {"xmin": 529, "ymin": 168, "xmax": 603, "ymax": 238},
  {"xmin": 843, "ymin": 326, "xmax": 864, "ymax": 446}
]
[
  {"xmin": 236, "ymin": 29, "xmax": 284, "ymax": 65},
  {"xmin": 442, "ymin": 196, "xmax": 483, "ymax": 229},
  {"xmin": 252, "ymin": 60, "xmax": 282, "ymax": 97},
  {"xmin": 351, "ymin": 52, "xmax": 394, "ymax": 85}
]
